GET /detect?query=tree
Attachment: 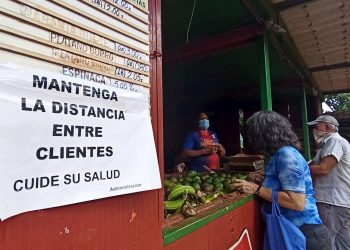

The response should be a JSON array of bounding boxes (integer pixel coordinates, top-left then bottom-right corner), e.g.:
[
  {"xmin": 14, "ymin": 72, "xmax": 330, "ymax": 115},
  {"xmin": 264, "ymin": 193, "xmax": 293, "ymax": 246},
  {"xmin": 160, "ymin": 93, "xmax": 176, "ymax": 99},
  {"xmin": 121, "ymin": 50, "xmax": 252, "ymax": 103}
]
[{"xmin": 324, "ymin": 93, "xmax": 350, "ymax": 111}]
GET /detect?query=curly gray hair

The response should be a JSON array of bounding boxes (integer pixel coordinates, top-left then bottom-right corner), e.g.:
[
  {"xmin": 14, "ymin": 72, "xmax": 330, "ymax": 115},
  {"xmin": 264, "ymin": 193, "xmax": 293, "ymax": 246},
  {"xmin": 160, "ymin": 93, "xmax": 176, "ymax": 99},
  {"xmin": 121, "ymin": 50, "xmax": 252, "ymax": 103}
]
[{"xmin": 246, "ymin": 110, "xmax": 301, "ymax": 155}]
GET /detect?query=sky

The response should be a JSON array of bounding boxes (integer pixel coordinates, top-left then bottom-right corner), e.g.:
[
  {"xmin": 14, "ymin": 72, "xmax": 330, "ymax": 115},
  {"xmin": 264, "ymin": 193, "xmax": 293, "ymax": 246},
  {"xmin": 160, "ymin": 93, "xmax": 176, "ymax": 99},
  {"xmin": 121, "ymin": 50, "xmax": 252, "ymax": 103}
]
[{"xmin": 322, "ymin": 102, "xmax": 332, "ymax": 113}]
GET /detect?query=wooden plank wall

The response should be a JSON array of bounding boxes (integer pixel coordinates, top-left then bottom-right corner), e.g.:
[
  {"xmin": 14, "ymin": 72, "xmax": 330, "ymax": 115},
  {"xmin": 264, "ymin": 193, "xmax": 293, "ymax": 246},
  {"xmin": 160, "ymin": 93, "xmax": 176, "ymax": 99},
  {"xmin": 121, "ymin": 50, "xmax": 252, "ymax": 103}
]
[
  {"xmin": 164, "ymin": 199, "xmax": 263, "ymax": 250},
  {"xmin": 0, "ymin": 0, "xmax": 165, "ymax": 249}
]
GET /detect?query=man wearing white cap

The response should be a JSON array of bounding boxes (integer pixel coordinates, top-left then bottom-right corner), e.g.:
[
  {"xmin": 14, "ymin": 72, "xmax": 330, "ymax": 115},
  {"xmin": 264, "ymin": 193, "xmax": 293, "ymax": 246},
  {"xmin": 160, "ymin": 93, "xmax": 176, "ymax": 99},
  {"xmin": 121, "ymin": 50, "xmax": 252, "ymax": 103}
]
[{"xmin": 307, "ymin": 115, "xmax": 350, "ymax": 250}]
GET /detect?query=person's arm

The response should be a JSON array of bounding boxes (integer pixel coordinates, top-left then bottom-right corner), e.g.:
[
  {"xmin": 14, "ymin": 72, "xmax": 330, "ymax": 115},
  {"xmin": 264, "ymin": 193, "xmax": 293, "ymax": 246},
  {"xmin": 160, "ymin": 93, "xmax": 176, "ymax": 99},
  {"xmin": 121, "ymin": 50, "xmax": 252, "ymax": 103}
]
[
  {"xmin": 310, "ymin": 138, "xmax": 343, "ymax": 177},
  {"xmin": 234, "ymin": 148, "xmax": 308, "ymax": 211},
  {"xmin": 258, "ymin": 187, "xmax": 305, "ymax": 211},
  {"xmin": 182, "ymin": 147, "xmax": 214, "ymax": 158},
  {"xmin": 233, "ymin": 180, "xmax": 306, "ymax": 211},
  {"xmin": 182, "ymin": 131, "xmax": 209, "ymax": 158},
  {"xmin": 309, "ymin": 155, "xmax": 337, "ymax": 177}
]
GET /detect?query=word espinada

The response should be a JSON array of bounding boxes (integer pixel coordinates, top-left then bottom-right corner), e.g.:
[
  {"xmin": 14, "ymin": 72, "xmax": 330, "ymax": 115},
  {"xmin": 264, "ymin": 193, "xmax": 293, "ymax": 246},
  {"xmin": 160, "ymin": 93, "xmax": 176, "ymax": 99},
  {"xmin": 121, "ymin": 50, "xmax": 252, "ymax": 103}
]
[{"xmin": 32, "ymin": 75, "xmax": 118, "ymax": 102}]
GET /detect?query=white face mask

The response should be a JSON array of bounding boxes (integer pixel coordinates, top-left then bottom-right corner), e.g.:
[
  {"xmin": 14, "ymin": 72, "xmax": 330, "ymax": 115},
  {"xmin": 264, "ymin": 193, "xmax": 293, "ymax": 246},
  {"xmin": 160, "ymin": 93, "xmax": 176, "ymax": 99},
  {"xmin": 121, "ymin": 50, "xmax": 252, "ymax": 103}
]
[{"xmin": 313, "ymin": 130, "xmax": 330, "ymax": 144}]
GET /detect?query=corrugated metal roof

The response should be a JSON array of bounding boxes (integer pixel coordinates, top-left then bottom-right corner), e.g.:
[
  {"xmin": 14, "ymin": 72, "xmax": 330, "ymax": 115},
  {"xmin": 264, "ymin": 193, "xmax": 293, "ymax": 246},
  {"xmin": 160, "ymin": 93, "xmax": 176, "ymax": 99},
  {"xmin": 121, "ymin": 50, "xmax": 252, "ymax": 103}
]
[
  {"xmin": 277, "ymin": 0, "xmax": 350, "ymax": 93},
  {"xmin": 325, "ymin": 110, "xmax": 350, "ymax": 123}
]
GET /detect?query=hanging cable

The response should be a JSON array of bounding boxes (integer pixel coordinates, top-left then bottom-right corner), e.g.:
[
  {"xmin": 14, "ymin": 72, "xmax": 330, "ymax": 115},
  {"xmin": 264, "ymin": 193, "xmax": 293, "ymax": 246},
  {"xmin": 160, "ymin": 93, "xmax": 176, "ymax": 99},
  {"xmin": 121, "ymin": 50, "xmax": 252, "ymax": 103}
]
[{"xmin": 186, "ymin": 0, "xmax": 197, "ymax": 43}]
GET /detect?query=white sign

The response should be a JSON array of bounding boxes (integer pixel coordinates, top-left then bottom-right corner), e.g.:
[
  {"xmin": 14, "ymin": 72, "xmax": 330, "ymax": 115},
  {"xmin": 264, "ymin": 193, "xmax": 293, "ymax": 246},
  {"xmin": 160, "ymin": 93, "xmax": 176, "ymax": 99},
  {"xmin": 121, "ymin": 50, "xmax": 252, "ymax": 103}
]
[{"xmin": 0, "ymin": 62, "xmax": 161, "ymax": 220}]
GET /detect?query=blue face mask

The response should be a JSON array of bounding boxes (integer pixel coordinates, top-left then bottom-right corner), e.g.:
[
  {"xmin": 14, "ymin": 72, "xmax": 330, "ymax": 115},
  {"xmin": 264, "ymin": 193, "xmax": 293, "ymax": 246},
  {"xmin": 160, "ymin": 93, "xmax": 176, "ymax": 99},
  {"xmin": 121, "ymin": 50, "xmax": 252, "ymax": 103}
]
[{"xmin": 198, "ymin": 119, "xmax": 209, "ymax": 130}]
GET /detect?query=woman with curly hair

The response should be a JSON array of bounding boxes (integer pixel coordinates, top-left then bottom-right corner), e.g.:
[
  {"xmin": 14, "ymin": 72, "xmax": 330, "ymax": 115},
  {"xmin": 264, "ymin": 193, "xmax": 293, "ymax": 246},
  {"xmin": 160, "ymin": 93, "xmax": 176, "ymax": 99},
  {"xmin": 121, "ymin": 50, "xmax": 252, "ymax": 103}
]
[{"xmin": 233, "ymin": 111, "xmax": 330, "ymax": 250}]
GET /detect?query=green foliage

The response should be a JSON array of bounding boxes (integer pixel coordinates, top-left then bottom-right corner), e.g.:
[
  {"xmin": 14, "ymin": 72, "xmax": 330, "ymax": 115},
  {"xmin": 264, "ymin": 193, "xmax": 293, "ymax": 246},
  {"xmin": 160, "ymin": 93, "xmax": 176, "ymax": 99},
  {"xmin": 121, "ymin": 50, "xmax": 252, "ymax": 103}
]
[{"xmin": 324, "ymin": 93, "xmax": 350, "ymax": 111}]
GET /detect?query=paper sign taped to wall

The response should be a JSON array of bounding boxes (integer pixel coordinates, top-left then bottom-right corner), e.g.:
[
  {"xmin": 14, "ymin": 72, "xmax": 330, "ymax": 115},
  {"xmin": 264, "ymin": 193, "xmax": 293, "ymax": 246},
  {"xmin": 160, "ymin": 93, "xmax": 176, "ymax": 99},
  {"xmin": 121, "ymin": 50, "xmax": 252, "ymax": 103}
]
[{"xmin": 0, "ymin": 62, "xmax": 161, "ymax": 220}]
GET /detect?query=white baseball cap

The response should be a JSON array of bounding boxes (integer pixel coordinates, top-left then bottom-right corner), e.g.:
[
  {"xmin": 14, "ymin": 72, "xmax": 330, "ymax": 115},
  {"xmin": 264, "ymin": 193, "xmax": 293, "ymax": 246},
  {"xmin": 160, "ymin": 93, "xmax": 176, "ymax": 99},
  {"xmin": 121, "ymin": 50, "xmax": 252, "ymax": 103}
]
[{"xmin": 307, "ymin": 115, "xmax": 339, "ymax": 126}]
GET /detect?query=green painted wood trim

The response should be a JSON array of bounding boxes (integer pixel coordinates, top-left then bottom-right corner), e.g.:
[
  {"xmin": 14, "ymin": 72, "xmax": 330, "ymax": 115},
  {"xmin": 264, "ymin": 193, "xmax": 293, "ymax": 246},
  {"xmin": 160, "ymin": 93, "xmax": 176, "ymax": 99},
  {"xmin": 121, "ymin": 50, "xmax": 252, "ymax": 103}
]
[
  {"xmin": 301, "ymin": 86, "xmax": 311, "ymax": 160},
  {"xmin": 258, "ymin": 33, "xmax": 272, "ymax": 111},
  {"xmin": 163, "ymin": 195, "xmax": 254, "ymax": 246}
]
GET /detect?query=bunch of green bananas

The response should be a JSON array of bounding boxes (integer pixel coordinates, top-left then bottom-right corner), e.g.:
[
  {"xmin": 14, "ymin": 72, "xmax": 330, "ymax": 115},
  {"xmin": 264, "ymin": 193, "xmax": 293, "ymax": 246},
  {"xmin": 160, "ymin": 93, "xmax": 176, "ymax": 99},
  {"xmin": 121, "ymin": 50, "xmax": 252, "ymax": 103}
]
[{"xmin": 164, "ymin": 185, "xmax": 196, "ymax": 211}]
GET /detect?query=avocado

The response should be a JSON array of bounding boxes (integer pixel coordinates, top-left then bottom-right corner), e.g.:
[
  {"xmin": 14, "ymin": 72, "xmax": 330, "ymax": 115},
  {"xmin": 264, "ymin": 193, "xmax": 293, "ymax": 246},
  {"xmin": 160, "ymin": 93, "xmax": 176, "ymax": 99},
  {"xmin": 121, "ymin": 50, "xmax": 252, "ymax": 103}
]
[
  {"xmin": 170, "ymin": 177, "xmax": 178, "ymax": 183},
  {"xmin": 202, "ymin": 183, "xmax": 214, "ymax": 192},
  {"xmin": 191, "ymin": 182, "xmax": 201, "ymax": 192}
]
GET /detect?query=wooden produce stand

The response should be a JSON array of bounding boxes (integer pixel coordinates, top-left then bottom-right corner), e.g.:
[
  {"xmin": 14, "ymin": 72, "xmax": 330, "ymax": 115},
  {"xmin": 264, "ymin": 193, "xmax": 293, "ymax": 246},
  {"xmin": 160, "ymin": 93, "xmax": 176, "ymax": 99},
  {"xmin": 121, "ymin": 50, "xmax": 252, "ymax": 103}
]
[
  {"xmin": 163, "ymin": 193, "xmax": 262, "ymax": 250},
  {"xmin": 162, "ymin": 156, "xmax": 264, "ymax": 249},
  {"xmin": 221, "ymin": 154, "xmax": 265, "ymax": 172}
]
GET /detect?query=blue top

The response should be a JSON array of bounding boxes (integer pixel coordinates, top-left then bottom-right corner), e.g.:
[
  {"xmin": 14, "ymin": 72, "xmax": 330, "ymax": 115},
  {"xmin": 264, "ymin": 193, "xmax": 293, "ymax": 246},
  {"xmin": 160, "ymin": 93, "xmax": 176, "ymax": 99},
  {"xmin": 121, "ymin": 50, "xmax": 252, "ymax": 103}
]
[
  {"xmin": 182, "ymin": 130, "xmax": 220, "ymax": 172},
  {"xmin": 262, "ymin": 146, "xmax": 322, "ymax": 227}
]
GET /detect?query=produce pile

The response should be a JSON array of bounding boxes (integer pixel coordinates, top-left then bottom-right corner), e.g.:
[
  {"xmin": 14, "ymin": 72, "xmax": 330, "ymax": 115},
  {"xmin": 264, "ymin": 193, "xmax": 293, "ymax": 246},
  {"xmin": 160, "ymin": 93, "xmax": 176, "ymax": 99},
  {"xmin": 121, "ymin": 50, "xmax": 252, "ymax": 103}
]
[{"xmin": 164, "ymin": 170, "xmax": 248, "ymax": 218}]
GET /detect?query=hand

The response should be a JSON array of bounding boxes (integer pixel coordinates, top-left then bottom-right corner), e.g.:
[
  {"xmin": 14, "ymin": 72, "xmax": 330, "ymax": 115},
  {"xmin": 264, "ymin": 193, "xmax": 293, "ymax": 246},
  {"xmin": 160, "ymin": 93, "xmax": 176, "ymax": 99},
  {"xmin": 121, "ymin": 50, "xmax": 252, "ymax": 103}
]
[
  {"xmin": 217, "ymin": 144, "xmax": 224, "ymax": 153},
  {"xmin": 175, "ymin": 163, "xmax": 185, "ymax": 173},
  {"xmin": 203, "ymin": 146, "xmax": 216, "ymax": 155},
  {"xmin": 212, "ymin": 144, "xmax": 219, "ymax": 153},
  {"xmin": 247, "ymin": 170, "xmax": 264, "ymax": 184},
  {"xmin": 232, "ymin": 179, "xmax": 259, "ymax": 195},
  {"xmin": 210, "ymin": 143, "xmax": 224, "ymax": 153}
]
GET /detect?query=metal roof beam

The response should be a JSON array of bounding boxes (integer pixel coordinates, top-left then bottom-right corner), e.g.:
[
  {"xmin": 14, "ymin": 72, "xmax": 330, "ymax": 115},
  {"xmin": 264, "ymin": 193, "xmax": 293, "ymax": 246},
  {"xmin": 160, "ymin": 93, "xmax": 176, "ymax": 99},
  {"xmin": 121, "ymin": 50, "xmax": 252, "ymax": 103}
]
[
  {"xmin": 216, "ymin": 80, "xmax": 304, "ymax": 102},
  {"xmin": 323, "ymin": 89, "xmax": 350, "ymax": 95},
  {"xmin": 165, "ymin": 23, "xmax": 264, "ymax": 64},
  {"xmin": 310, "ymin": 62, "xmax": 350, "ymax": 72},
  {"xmin": 274, "ymin": 0, "xmax": 321, "ymax": 12},
  {"xmin": 249, "ymin": 0, "xmax": 324, "ymax": 98}
]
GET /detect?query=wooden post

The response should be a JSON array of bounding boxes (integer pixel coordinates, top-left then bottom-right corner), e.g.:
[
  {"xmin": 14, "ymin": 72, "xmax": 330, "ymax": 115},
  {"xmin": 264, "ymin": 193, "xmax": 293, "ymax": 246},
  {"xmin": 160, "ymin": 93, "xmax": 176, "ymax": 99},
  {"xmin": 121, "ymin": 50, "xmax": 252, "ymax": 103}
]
[
  {"xmin": 301, "ymin": 86, "xmax": 311, "ymax": 160},
  {"xmin": 258, "ymin": 33, "xmax": 272, "ymax": 111}
]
